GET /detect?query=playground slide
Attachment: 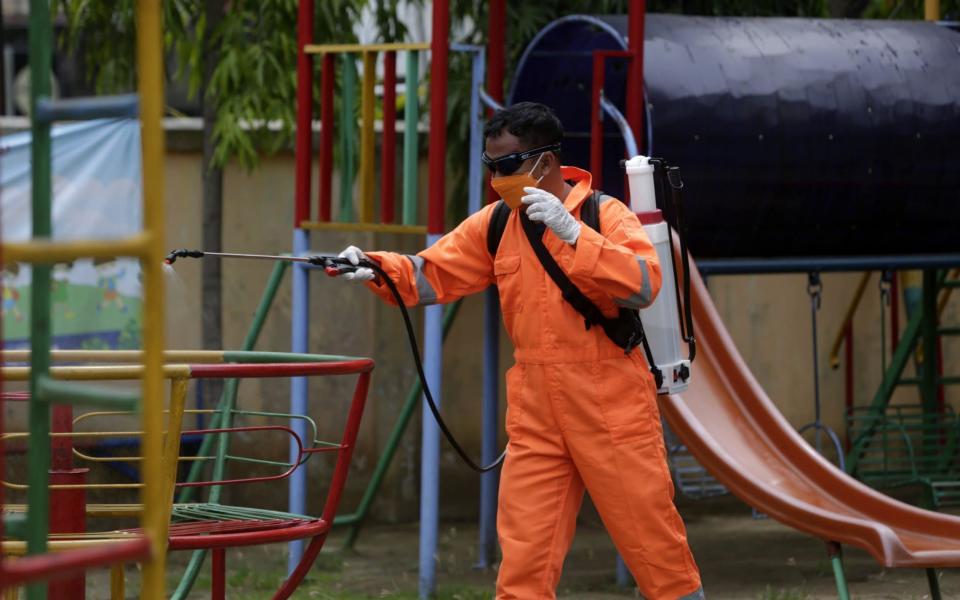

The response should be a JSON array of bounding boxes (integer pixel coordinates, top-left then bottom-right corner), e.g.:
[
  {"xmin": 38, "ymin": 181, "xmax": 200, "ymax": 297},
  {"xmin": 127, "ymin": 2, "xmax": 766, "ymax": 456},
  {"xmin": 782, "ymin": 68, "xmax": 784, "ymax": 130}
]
[{"xmin": 659, "ymin": 261, "xmax": 960, "ymax": 568}]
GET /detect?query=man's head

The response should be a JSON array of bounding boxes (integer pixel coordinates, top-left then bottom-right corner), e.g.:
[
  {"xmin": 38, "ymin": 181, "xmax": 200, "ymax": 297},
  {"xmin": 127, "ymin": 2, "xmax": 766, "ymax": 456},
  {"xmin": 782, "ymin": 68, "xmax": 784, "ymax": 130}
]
[{"xmin": 483, "ymin": 102, "xmax": 563, "ymax": 185}]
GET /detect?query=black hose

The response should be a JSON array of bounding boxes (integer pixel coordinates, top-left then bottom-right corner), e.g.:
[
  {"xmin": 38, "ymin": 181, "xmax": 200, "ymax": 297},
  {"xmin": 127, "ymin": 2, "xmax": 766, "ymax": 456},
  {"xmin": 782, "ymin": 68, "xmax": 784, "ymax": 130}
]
[{"xmin": 326, "ymin": 257, "xmax": 506, "ymax": 473}]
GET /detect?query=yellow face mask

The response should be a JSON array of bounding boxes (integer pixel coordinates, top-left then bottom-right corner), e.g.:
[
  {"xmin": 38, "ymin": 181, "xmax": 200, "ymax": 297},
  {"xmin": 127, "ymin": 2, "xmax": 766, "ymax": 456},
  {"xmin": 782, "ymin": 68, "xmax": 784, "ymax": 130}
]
[{"xmin": 489, "ymin": 153, "xmax": 545, "ymax": 210}]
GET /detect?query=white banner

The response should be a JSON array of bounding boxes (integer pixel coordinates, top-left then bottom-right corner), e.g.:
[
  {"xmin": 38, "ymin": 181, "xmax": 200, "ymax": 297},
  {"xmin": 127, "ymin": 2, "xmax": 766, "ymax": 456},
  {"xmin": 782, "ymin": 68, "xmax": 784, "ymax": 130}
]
[{"xmin": 1, "ymin": 118, "xmax": 143, "ymax": 349}]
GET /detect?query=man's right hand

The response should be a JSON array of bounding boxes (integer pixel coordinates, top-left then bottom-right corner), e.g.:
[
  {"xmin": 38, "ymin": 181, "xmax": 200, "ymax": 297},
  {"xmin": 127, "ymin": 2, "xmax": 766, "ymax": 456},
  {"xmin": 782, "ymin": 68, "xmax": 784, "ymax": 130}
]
[{"xmin": 337, "ymin": 245, "xmax": 375, "ymax": 282}]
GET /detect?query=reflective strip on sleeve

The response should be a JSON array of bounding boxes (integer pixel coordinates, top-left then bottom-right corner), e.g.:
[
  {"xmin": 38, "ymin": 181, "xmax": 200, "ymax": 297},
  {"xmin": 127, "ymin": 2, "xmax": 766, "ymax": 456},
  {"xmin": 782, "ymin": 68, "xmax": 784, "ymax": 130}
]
[
  {"xmin": 405, "ymin": 255, "xmax": 438, "ymax": 305},
  {"xmin": 614, "ymin": 257, "xmax": 653, "ymax": 309}
]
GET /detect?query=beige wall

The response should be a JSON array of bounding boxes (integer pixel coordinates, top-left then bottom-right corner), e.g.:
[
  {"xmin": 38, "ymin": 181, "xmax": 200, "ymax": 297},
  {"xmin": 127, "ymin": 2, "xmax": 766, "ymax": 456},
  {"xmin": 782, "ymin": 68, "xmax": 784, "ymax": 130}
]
[{"xmin": 163, "ymin": 147, "xmax": 960, "ymax": 520}]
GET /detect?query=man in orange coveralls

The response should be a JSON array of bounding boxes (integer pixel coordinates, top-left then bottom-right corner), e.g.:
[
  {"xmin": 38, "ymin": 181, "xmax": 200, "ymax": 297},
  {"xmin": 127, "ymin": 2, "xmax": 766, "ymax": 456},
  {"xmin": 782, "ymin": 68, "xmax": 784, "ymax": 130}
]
[{"xmin": 336, "ymin": 102, "xmax": 703, "ymax": 600}]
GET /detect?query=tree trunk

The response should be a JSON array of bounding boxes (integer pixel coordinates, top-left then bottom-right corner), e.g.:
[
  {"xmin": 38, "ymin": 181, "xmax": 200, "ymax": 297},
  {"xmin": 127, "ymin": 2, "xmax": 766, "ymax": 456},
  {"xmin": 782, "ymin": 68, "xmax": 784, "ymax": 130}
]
[{"xmin": 202, "ymin": 0, "xmax": 225, "ymax": 403}]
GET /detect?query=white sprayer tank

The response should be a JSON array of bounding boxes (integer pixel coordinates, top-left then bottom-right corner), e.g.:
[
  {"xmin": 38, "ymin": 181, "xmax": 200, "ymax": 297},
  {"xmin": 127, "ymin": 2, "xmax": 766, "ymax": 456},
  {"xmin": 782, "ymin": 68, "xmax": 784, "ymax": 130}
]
[{"xmin": 625, "ymin": 155, "xmax": 691, "ymax": 395}]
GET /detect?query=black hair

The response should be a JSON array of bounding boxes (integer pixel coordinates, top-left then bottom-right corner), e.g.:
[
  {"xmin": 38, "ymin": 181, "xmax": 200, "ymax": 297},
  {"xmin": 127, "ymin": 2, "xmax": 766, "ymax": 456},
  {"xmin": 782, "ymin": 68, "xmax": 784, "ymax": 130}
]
[{"xmin": 483, "ymin": 102, "xmax": 564, "ymax": 153}]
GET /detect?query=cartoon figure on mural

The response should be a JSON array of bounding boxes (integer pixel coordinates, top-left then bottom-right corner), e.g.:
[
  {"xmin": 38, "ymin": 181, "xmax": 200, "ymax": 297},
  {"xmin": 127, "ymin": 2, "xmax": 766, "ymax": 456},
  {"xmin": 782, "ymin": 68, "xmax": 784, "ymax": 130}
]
[
  {"xmin": 96, "ymin": 261, "xmax": 127, "ymax": 313},
  {"xmin": 52, "ymin": 263, "xmax": 76, "ymax": 320},
  {"xmin": 2, "ymin": 270, "xmax": 23, "ymax": 322}
]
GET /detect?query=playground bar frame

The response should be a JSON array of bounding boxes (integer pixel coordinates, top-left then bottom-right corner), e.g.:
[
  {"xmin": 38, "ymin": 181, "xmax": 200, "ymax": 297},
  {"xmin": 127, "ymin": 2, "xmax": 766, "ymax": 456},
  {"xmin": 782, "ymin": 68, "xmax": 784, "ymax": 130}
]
[{"xmin": 697, "ymin": 255, "xmax": 960, "ymax": 275}]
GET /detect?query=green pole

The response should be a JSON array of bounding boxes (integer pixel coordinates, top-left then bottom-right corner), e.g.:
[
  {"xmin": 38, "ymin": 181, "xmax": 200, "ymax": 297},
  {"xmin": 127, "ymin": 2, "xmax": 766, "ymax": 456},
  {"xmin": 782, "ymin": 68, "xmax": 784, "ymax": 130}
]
[
  {"xmin": 402, "ymin": 51, "xmax": 420, "ymax": 226},
  {"xmin": 26, "ymin": 0, "xmax": 53, "ymax": 597},
  {"xmin": 178, "ymin": 260, "xmax": 289, "ymax": 503},
  {"xmin": 336, "ymin": 299, "xmax": 462, "ymax": 549},
  {"xmin": 171, "ymin": 261, "xmax": 288, "ymax": 600},
  {"xmin": 830, "ymin": 551, "xmax": 851, "ymax": 600},
  {"xmin": 845, "ymin": 309, "xmax": 922, "ymax": 474},
  {"xmin": 921, "ymin": 269, "xmax": 939, "ymax": 462},
  {"xmin": 338, "ymin": 54, "xmax": 357, "ymax": 222}
]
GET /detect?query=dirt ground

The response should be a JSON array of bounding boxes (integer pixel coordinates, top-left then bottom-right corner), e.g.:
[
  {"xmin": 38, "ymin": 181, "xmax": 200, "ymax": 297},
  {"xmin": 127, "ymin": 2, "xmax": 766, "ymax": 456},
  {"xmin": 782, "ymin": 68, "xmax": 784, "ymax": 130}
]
[{"xmin": 88, "ymin": 495, "xmax": 958, "ymax": 599}]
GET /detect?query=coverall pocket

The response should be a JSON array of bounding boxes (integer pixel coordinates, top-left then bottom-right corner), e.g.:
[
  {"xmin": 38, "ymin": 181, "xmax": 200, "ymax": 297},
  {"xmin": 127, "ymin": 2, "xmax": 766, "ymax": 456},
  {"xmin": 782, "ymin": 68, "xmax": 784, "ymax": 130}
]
[
  {"xmin": 504, "ymin": 364, "xmax": 526, "ymax": 441},
  {"xmin": 494, "ymin": 254, "xmax": 523, "ymax": 314},
  {"xmin": 595, "ymin": 359, "xmax": 660, "ymax": 445}
]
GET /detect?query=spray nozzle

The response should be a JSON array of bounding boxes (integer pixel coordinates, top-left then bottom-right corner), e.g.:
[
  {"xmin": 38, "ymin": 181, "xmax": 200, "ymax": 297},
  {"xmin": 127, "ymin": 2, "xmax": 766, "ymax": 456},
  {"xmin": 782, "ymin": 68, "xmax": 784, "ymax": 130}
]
[{"xmin": 164, "ymin": 249, "xmax": 205, "ymax": 264}]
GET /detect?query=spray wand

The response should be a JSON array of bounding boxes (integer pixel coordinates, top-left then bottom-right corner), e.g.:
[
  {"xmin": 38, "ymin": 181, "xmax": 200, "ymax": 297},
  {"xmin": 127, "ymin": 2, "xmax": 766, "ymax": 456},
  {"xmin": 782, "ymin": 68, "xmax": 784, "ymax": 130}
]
[{"xmin": 165, "ymin": 248, "xmax": 505, "ymax": 473}]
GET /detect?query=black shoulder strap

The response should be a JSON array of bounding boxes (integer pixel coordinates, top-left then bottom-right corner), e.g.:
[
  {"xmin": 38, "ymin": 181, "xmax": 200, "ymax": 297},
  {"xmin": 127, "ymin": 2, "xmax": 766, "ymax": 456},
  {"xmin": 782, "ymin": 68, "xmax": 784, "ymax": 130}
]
[
  {"xmin": 517, "ymin": 199, "xmax": 663, "ymax": 387},
  {"xmin": 488, "ymin": 190, "xmax": 604, "ymax": 257},
  {"xmin": 487, "ymin": 200, "xmax": 512, "ymax": 256},
  {"xmin": 581, "ymin": 190, "xmax": 601, "ymax": 233}
]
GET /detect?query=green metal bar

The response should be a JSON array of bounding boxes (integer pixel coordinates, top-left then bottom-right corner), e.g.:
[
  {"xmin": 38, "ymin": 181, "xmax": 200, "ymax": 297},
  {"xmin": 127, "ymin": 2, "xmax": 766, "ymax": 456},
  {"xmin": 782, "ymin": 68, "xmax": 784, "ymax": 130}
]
[
  {"xmin": 402, "ymin": 50, "xmax": 420, "ymax": 226},
  {"xmin": 828, "ymin": 543, "xmax": 851, "ymax": 600},
  {"xmin": 224, "ymin": 455, "xmax": 295, "ymax": 468},
  {"xmin": 845, "ymin": 308, "xmax": 923, "ymax": 474},
  {"xmin": 26, "ymin": 0, "xmax": 53, "ymax": 597},
  {"xmin": 35, "ymin": 376, "xmax": 139, "ymax": 410},
  {"xmin": 921, "ymin": 270, "xmax": 939, "ymax": 463},
  {"xmin": 179, "ymin": 261, "xmax": 288, "ymax": 502},
  {"xmin": 221, "ymin": 350, "xmax": 358, "ymax": 363},
  {"xmin": 942, "ymin": 280, "xmax": 960, "ymax": 288},
  {"xmin": 937, "ymin": 327, "xmax": 960, "ymax": 336},
  {"xmin": 338, "ymin": 54, "xmax": 357, "ymax": 223},
  {"xmin": 335, "ymin": 299, "xmax": 461, "ymax": 549},
  {"xmin": 171, "ymin": 261, "xmax": 288, "ymax": 600}
]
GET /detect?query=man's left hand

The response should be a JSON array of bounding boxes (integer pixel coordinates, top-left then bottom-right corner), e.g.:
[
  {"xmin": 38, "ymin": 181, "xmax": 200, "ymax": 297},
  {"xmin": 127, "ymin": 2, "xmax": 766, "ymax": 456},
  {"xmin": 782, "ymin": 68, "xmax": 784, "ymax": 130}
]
[{"xmin": 521, "ymin": 186, "xmax": 581, "ymax": 245}]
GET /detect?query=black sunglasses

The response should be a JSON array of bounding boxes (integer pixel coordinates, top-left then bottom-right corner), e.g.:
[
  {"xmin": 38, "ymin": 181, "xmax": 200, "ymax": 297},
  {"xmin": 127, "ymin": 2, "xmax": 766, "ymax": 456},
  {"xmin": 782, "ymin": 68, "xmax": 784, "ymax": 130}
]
[{"xmin": 481, "ymin": 143, "xmax": 561, "ymax": 176}]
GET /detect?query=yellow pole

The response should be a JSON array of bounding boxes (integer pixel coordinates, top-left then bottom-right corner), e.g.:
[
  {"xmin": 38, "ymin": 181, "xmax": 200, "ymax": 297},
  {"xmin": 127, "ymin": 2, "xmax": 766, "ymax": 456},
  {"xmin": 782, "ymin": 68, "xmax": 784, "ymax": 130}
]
[
  {"xmin": 135, "ymin": 0, "xmax": 167, "ymax": 597},
  {"xmin": 359, "ymin": 50, "xmax": 376, "ymax": 223},
  {"xmin": 925, "ymin": 0, "xmax": 940, "ymax": 20},
  {"xmin": 162, "ymin": 379, "xmax": 189, "ymax": 527},
  {"xmin": 110, "ymin": 564, "xmax": 125, "ymax": 600}
]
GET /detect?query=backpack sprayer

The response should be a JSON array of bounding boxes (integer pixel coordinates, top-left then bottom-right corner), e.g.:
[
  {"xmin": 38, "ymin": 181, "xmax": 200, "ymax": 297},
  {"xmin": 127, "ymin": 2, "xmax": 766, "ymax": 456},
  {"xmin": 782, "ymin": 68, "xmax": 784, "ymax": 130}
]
[
  {"xmin": 164, "ymin": 248, "xmax": 507, "ymax": 473},
  {"xmin": 627, "ymin": 156, "xmax": 696, "ymax": 395}
]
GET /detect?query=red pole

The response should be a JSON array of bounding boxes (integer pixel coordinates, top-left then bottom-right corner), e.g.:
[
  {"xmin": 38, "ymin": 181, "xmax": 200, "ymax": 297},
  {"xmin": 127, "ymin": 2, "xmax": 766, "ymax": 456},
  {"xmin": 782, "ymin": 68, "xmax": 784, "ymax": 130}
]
[
  {"xmin": 381, "ymin": 51, "xmax": 398, "ymax": 223},
  {"xmin": 49, "ymin": 404, "xmax": 85, "ymax": 598},
  {"xmin": 590, "ymin": 51, "xmax": 605, "ymax": 190},
  {"xmin": 428, "ymin": 0, "xmax": 449, "ymax": 235},
  {"xmin": 626, "ymin": 0, "xmax": 646, "ymax": 153},
  {"xmin": 47, "ymin": 469, "xmax": 88, "ymax": 599},
  {"xmin": 293, "ymin": 0, "xmax": 314, "ymax": 226},
  {"xmin": 485, "ymin": 0, "xmax": 506, "ymax": 204},
  {"xmin": 212, "ymin": 548, "xmax": 226, "ymax": 600},
  {"xmin": 319, "ymin": 53, "xmax": 335, "ymax": 222}
]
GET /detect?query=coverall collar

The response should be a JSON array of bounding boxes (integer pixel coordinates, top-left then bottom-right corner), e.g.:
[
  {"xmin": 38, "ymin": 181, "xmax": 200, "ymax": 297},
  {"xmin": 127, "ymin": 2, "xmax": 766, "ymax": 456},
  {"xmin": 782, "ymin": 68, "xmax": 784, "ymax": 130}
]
[{"xmin": 559, "ymin": 166, "xmax": 594, "ymax": 212}]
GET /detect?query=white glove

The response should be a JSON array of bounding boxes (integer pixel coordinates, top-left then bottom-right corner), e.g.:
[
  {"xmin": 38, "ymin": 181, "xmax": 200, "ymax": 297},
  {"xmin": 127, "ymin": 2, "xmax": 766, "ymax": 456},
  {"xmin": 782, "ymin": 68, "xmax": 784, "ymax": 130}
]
[
  {"xmin": 337, "ymin": 245, "xmax": 375, "ymax": 282},
  {"xmin": 521, "ymin": 186, "xmax": 581, "ymax": 245}
]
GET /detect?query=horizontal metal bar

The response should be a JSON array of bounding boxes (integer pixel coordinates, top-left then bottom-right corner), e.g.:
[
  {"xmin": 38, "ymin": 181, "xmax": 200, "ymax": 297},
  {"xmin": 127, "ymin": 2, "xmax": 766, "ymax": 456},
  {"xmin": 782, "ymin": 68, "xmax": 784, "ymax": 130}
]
[
  {"xmin": 299, "ymin": 220, "xmax": 427, "ymax": 235},
  {"xmin": 35, "ymin": 94, "xmax": 139, "ymax": 123},
  {"xmin": 696, "ymin": 254, "xmax": 960, "ymax": 275},
  {"xmin": 938, "ymin": 327, "xmax": 960, "ymax": 336},
  {"xmin": 2, "ymin": 234, "xmax": 151, "ymax": 264},
  {"xmin": 304, "ymin": 42, "xmax": 429, "ymax": 54},
  {"xmin": 36, "ymin": 375, "xmax": 139, "ymax": 410},
  {"xmin": 943, "ymin": 280, "xmax": 960, "ymax": 288},
  {"xmin": 2, "ymin": 364, "xmax": 192, "ymax": 382}
]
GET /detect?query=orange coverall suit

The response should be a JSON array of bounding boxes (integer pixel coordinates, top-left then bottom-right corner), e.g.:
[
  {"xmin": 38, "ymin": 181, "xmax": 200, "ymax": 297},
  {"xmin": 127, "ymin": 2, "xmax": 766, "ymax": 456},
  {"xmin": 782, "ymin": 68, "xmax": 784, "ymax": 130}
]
[{"xmin": 364, "ymin": 166, "xmax": 702, "ymax": 599}]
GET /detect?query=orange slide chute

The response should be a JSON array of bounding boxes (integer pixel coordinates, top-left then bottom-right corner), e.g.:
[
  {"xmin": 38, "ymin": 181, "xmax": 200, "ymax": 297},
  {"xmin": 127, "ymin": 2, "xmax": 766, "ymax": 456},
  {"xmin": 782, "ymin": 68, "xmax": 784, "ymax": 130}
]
[{"xmin": 660, "ymin": 261, "xmax": 960, "ymax": 568}]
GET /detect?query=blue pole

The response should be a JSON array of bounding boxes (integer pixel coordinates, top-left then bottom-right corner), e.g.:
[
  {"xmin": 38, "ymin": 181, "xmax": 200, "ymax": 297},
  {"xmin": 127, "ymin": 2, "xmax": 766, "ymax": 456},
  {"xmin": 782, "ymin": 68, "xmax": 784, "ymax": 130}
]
[
  {"xmin": 288, "ymin": 228, "xmax": 310, "ymax": 574},
  {"xmin": 419, "ymin": 232, "xmax": 443, "ymax": 599},
  {"xmin": 615, "ymin": 554, "xmax": 631, "ymax": 587},
  {"xmin": 478, "ymin": 287, "xmax": 500, "ymax": 568}
]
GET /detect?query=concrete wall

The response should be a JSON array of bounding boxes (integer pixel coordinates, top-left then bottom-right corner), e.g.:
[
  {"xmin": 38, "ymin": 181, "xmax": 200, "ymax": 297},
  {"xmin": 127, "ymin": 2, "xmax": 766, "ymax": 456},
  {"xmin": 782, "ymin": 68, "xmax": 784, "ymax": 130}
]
[{"xmin": 163, "ymin": 145, "xmax": 960, "ymax": 522}]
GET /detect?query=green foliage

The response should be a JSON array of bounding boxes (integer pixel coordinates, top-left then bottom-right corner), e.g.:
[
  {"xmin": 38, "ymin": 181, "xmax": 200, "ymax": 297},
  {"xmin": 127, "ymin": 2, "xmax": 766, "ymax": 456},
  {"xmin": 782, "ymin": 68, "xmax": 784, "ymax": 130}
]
[{"xmin": 60, "ymin": 0, "xmax": 367, "ymax": 170}]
